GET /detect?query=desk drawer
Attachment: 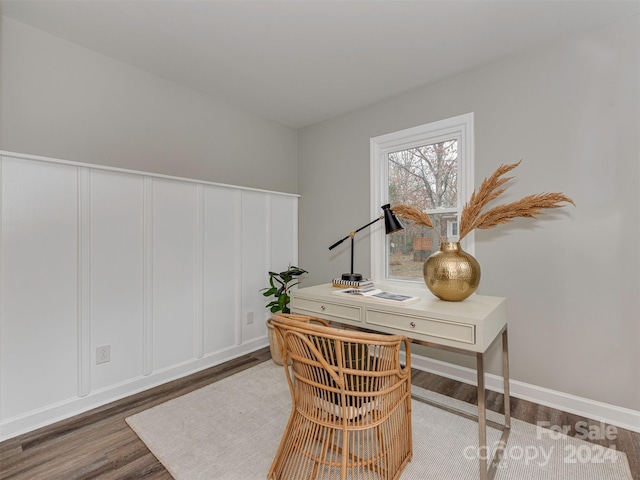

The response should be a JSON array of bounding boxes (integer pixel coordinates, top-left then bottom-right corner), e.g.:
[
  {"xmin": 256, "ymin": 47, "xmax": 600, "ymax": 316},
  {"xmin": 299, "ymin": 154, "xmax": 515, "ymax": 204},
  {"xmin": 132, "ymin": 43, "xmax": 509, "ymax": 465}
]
[
  {"xmin": 367, "ymin": 309, "xmax": 475, "ymax": 344},
  {"xmin": 291, "ymin": 297, "xmax": 362, "ymax": 323}
]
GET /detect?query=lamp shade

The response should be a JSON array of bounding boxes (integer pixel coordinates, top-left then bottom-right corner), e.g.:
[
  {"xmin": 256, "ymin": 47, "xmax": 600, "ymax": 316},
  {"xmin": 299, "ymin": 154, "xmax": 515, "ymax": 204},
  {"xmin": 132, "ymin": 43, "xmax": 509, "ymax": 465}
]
[{"xmin": 382, "ymin": 204, "xmax": 404, "ymax": 234}]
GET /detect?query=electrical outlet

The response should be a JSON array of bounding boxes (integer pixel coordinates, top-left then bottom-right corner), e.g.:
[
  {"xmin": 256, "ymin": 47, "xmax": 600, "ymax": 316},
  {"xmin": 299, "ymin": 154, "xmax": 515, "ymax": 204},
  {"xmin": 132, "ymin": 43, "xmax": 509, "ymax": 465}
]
[
  {"xmin": 246, "ymin": 311, "xmax": 254, "ymax": 325},
  {"xmin": 96, "ymin": 345, "xmax": 111, "ymax": 364}
]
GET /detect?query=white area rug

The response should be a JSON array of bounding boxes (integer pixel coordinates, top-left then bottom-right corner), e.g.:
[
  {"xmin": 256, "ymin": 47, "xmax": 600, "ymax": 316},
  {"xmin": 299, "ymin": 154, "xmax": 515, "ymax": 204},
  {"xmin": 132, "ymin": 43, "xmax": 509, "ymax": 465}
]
[{"xmin": 126, "ymin": 361, "xmax": 632, "ymax": 480}]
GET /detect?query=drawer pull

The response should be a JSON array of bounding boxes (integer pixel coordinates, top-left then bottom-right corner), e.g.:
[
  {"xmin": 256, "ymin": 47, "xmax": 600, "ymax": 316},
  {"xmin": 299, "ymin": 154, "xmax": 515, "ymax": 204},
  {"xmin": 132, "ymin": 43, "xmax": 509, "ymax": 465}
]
[
  {"xmin": 409, "ymin": 322, "xmax": 416, "ymax": 328},
  {"xmin": 321, "ymin": 305, "xmax": 326, "ymax": 311}
]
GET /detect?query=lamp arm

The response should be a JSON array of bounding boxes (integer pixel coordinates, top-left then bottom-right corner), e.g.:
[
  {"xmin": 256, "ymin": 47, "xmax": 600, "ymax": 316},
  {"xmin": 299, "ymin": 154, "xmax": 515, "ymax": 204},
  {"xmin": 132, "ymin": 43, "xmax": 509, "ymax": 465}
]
[
  {"xmin": 328, "ymin": 235, "xmax": 351, "ymax": 250},
  {"xmin": 353, "ymin": 215, "xmax": 383, "ymax": 235},
  {"xmin": 328, "ymin": 216, "xmax": 383, "ymax": 250}
]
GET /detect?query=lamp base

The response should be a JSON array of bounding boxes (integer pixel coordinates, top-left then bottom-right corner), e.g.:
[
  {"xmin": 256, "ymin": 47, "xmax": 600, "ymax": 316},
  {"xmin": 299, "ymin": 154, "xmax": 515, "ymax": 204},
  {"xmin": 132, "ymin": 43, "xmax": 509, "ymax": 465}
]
[{"xmin": 341, "ymin": 273, "xmax": 363, "ymax": 281}]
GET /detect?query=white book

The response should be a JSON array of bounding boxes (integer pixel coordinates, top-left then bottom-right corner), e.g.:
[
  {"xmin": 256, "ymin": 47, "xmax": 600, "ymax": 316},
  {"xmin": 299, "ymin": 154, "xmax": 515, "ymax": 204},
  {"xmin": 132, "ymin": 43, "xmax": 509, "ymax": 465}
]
[{"xmin": 331, "ymin": 288, "xmax": 420, "ymax": 306}]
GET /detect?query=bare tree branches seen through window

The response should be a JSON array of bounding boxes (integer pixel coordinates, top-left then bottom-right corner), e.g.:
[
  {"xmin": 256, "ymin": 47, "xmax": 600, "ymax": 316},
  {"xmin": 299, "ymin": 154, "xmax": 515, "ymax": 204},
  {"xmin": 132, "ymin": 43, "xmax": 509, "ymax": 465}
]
[{"xmin": 388, "ymin": 140, "xmax": 459, "ymax": 280}]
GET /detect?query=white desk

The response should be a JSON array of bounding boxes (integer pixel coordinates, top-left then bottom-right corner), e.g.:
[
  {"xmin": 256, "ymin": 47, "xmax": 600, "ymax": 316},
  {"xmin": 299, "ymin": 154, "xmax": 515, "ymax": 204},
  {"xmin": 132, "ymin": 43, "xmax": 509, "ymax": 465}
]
[{"xmin": 291, "ymin": 283, "xmax": 511, "ymax": 480}]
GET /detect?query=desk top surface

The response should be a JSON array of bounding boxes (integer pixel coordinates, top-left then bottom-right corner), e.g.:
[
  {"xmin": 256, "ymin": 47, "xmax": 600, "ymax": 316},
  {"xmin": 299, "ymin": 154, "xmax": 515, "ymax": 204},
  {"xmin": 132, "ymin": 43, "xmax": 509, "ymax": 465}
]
[{"xmin": 292, "ymin": 283, "xmax": 506, "ymax": 321}]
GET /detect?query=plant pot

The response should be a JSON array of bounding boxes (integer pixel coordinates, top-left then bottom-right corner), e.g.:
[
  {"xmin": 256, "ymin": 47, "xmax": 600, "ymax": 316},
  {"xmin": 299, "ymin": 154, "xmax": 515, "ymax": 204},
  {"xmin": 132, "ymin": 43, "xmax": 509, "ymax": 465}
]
[
  {"xmin": 266, "ymin": 318, "xmax": 287, "ymax": 365},
  {"xmin": 423, "ymin": 241, "xmax": 480, "ymax": 302}
]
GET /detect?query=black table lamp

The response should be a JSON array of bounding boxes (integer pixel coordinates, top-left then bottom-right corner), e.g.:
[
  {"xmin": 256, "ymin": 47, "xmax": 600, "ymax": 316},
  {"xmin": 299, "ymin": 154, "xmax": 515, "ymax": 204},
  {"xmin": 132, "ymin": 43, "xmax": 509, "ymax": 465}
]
[{"xmin": 328, "ymin": 204, "xmax": 404, "ymax": 281}]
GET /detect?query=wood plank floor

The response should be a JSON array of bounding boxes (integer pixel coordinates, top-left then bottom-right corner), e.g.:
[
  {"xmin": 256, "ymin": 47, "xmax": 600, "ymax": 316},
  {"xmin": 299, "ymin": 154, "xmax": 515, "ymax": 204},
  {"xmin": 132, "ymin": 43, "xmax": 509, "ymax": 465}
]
[{"xmin": 1, "ymin": 348, "xmax": 638, "ymax": 479}]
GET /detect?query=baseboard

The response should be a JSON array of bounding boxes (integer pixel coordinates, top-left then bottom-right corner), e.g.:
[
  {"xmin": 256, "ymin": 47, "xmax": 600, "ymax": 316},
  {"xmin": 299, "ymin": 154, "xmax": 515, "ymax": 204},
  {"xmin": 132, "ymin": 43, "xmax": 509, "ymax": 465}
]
[
  {"xmin": 405, "ymin": 351, "xmax": 640, "ymax": 433},
  {"xmin": 0, "ymin": 338, "xmax": 269, "ymax": 442}
]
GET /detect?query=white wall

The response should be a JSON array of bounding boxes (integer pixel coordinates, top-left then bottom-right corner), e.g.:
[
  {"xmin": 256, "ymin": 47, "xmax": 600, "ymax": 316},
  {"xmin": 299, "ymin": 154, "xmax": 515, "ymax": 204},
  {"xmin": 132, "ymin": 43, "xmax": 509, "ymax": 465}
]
[
  {"xmin": 0, "ymin": 15, "xmax": 301, "ymax": 440},
  {"xmin": 0, "ymin": 17, "xmax": 298, "ymax": 194},
  {"xmin": 0, "ymin": 151, "xmax": 298, "ymax": 440},
  {"xmin": 298, "ymin": 15, "xmax": 640, "ymax": 413}
]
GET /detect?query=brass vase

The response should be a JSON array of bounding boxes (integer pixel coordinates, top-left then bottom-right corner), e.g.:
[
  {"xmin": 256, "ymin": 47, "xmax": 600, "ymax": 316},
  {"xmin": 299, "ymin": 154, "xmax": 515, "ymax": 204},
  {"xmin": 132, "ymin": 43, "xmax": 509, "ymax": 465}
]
[{"xmin": 423, "ymin": 242, "xmax": 480, "ymax": 302}]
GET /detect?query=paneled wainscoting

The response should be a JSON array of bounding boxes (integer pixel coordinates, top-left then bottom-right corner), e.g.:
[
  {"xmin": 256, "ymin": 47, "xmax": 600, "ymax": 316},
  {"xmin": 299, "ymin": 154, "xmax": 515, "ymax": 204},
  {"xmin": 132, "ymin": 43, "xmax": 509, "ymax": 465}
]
[{"xmin": 0, "ymin": 151, "xmax": 298, "ymax": 440}]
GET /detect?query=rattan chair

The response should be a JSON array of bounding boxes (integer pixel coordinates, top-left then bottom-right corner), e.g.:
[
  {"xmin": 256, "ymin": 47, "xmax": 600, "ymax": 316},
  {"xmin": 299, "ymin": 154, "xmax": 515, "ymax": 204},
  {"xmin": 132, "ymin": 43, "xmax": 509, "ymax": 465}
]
[
  {"xmin": 268, "ymin": 314, "xmax": 412, "ymax": 480},
  {"xmin": 267, "ymin": 314, "xmax": 330, "ymax": 364}
]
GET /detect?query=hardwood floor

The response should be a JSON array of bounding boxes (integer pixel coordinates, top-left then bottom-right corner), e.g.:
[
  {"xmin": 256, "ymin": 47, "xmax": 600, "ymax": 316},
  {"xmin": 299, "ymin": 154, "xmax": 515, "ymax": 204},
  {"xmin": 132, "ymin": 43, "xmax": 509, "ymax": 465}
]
[{"xmin": 1, "ymin": 348, "xmax": 638, "ymax": 479}]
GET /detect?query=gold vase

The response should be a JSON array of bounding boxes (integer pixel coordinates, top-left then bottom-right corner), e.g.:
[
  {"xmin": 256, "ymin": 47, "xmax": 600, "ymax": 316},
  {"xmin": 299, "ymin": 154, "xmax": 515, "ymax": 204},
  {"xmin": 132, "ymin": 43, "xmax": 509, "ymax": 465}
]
[{"xmin": 423, "ymin": 242, "xmax": 480, "ymax": 302}]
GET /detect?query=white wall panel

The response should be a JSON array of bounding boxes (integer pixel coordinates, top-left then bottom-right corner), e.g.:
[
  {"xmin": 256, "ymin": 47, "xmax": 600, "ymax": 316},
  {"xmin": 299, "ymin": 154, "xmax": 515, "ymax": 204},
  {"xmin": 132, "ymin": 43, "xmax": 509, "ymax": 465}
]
[
  {"xmin": 152, "ymin": 179, "xmax": 198, "ymax": 371},
  {"xmin": 90, "ymin": 170, "xmax": 144, "ymax": 390},
  {"xmin": 1, "ymin": 158, "xmax": 79, "ymax": 419},
  {"xmin": 203, "ymin": 186, "xmax": 241, "ymax": 354},
  {"xmin": 241, "ymin": 191, "xmax": 270, "ymax": 341},
  {"xmin": 0, "ymin": 151, "xmax": 298, "ymax": 439}
]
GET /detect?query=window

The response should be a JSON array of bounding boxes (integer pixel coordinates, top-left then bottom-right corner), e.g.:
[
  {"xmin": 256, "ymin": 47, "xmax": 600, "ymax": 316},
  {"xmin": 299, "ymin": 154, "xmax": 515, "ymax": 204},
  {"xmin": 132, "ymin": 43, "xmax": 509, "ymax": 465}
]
[{"xmin": 370, "ymin": 113, "xmax": 474, "ymax": 284}]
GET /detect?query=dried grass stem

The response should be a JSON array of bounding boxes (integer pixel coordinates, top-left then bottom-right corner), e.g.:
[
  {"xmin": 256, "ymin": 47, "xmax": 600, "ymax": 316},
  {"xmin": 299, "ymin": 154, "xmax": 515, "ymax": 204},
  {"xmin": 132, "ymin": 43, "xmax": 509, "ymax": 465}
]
[
  {"xmin": 391, "ymin": 204, "xmax": 444, "ymax": 242},
  {"xmin": 392, "ymin": 161, "xmax": 574, "ymax": 243}
]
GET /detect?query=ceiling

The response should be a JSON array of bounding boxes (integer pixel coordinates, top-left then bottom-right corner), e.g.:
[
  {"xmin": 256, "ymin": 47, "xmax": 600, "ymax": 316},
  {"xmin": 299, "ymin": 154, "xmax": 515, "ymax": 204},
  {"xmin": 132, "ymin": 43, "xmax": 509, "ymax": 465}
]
[{"xmin": 2, "ymin": 0, "xmax": 639, "ymax": 128}]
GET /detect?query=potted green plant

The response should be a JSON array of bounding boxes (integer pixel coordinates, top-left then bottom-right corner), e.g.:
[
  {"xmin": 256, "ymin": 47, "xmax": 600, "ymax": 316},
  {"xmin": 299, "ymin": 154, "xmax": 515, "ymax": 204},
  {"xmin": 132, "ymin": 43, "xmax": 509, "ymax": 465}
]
[
  {"xmin": 263, "ymin": 265, "xmax": 307, "ymax": 314},
  {"xmin": 262, "ymin": 266, "xmax": 308, "ymax": 364}
]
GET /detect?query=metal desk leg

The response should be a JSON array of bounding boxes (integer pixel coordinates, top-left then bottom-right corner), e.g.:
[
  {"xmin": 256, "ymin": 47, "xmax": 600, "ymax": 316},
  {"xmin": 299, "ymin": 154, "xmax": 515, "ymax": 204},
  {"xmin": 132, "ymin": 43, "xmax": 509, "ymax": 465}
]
[
  {"xmin": 486, "ymin": 329, "xmax": 512, "ymax": 480},
  {"xmin": 502, "ymin": 329, "xmax": 511, "ymax": 429},
  {"xmin": 409, "ymin": 330, "xmax": 511, "ymax": 480},
  {"xmin": 477, "ymin": 352, "xmax": 487, "ymax": 480}
]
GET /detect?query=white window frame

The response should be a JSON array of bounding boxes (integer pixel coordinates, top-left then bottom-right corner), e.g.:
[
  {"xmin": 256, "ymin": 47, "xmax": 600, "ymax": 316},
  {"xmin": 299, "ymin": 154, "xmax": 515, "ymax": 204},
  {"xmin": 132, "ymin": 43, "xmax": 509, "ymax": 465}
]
[
  {"xmin": 447, "ymin": 219, "xmax": 459, "ymax": 239},
  {"xmin": 370, "ymin": 113, "xmax": 475, "ymax": 285}
]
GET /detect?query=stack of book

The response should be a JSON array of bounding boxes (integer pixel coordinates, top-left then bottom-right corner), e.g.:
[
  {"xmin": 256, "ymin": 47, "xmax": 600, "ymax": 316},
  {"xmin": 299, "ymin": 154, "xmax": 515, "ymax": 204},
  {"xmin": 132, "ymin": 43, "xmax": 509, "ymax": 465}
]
[{"xmin": 332, "ymin": 278, "xmax": 375, "ymax": 291}]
